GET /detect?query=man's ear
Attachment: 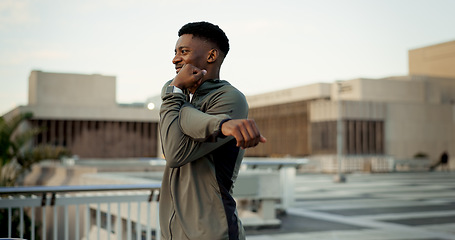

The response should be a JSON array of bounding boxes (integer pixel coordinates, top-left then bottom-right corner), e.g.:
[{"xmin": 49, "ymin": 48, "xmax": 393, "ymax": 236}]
[{"xmin": 207, "ymin": 49, "xmax": 219, "ymax": 63}]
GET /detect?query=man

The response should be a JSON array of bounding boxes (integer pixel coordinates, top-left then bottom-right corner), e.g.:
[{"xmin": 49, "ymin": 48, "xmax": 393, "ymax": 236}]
[
  {"xmin": 159, "ymin": 21, "xmax": 266, "ymax": 240},
  {"xmin": 440, "ymin": 151, "xmax": 449, "ymax": 171}
]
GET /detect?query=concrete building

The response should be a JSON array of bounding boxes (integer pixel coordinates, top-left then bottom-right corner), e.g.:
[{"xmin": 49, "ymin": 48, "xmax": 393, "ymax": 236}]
[
  {"xmin": 3, "ymin": 40, "xmax": 454, "ymax": 165},
  {"xmin": 245, "ymin": 75, "xmax": 455, "ymax": 161},
  {"xmin": 245, "ymin": 40, "xmax": 455, "ymax": 164},
  {"xmin": 409, "ymin": 40, "xmax": 455, "ymax": 78},
  {"xmin": 4, "ymin": 71, "xmax": 160, "ymax": 158}
]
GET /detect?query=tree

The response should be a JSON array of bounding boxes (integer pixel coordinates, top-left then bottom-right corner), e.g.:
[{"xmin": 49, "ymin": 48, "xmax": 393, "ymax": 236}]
[
  {"xmin": 0, "ymin": 112, "xmax": 71, "ymax": 186},
  {"xmin": 1, "ymin": 112, "xmax": 71, "ymax": 239}
]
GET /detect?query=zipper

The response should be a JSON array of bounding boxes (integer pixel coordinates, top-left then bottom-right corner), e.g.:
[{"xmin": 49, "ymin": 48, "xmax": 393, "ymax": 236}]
[
  {"xmin": 190, "ymin": 91, "xmax": 198, "ymax": 104},
  {"xmin": 168, "ymin": 168, "xmax": 176, "ymax": 239},
  {"xmin": 169, "ymin": 210, "xmax": 175, "ymax": 239},
  {"xmin": 190, "ymin": 79, "xmax": 208, "ymax": 104}
]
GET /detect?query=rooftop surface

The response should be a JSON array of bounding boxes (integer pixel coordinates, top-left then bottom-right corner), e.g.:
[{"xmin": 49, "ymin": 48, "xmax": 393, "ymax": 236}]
[{"xmin": 246, "ymin": 171, "xmax": 455, "ymax": 240}]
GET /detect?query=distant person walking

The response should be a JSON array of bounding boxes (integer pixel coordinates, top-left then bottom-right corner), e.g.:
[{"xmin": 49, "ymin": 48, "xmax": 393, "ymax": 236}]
[
  {"xmin": 430, "ymin": 151, "xmax": 449, "ymax": 171},
  {"xmin": 440, "ymin": 151, "xmax": 449, "ymax": 171}
]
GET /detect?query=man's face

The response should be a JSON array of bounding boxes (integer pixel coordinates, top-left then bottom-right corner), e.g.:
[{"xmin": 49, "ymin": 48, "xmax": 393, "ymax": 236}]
[{"xmin": 173, "ymin": 34, "xmax": 211, "ymax": 74}]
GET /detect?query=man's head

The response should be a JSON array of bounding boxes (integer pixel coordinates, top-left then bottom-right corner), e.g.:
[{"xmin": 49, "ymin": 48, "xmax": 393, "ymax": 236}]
[
  {"xmin": 178, "ymin": 21, "xmax": 229, "ymax": 57},
  {"xmin": 173, "ymin": 22, "xmax": 229, "ymax": 81}
]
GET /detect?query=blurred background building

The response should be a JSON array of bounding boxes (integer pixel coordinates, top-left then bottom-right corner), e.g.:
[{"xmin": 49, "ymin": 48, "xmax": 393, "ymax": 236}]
[
  {"xmin": 3, "ymin": 71, "xmax": 160, "ymax": 158},
  {"xmin": 3, "ymin": 40, "xmax": 455, "ymax": 163},
  {"xmin": 247, "ymin": 40, "xmax": 455, "ymax": 162}
]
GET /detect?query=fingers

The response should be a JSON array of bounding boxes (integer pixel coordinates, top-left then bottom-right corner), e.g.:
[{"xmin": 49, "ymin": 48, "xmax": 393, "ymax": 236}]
[
  {"xmin": 173, "ymin": 64, "xmax": 206, "ymax": 90},
  {"xmin": 186, "ymin": 67, "xmax": 206, "ymax": 93},
  {"xmin": 247, "ymin": 120, "xmax": 261, "ymax": 146},
  {"xmin": 259, "ymin": 135, "xmax": 267, "ymax": 143},
  {"xmin": 185, "ymin": 64, "xmax": 206, "ymax": 79},
  {"xmin": 193, "ymin": 68, "xmax": 206, "ymax": 84},
  {"xmin": 221, "ymin": 119, "xmax": 265, "ymax": 149},
  {"xmin": 238, "ymin": 120, "xmax": 258, "ymax": 148}
]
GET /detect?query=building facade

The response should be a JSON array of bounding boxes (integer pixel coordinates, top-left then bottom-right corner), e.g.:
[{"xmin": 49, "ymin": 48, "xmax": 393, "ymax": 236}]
[
  {"xmin": 409, "ymin": 40, "xmax": 455, "ymax": 78},
  {"xmin": 245, "ymin": 40, "xmax": 455, "ymax": 162},
  {"xmin": 3, "ymin": 40, "xmax": 455, "ymax": 162},
  {"xmin": 5, "ymin": 71, "xmax": 160, "ymax": 158}
]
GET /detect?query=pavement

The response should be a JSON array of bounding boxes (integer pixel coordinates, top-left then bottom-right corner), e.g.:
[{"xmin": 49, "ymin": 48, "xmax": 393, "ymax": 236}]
[{"xmin": 245, "ymin": 171, "xmax": 455, "ymax": 240}]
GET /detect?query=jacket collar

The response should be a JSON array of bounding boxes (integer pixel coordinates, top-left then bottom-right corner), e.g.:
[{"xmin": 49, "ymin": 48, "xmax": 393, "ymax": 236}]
[{"xmin": 192, "ymin": 79, "xmax": 230, "ymax": 97}]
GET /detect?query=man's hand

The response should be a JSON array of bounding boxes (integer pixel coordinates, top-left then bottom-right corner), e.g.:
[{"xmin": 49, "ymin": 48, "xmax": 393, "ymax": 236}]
[
  {"xmin": 221, "ymin": 119, "xmax": 267, "ymax": 149},
  {"xmin": 171, "ymin": 64, "xmax": 207, "ymax": 93}
]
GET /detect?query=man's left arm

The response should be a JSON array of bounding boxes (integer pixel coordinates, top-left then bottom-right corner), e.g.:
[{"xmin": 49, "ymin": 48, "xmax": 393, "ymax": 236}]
[{"xmin": 179, "ymin": 88, "xmax": 266, "ymax": 148}]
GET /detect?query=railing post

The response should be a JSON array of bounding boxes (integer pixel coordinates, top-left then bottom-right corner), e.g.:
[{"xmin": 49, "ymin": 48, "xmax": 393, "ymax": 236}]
[
  {"xmin": 146, "ymin": 201, "xmax": 151, "ymax": 240},
  {"xmin": 107, "ymin": 202, "xmax": 112, "ymax": 240},
  {"xmin": 64, "ymin": 205, "xmax": 69, "ymax": 240},
  {"xmin": 76, "ymin": 204, "xmax": 80, "ymax": 240},
  {"xmin": 20, "ymin": 206, "xmax": 24, "ymax": 238},
  {"xmin": 156, "ymin": 200, "xmax": 161, "ymax": 240},
  {"xmin": 31, "ymin": 206, "xmax": 35, "ymax": 240},
  {"xmin": 85, "ymin": 203, "xmax": 90, "ymax": 240},
  {"xmin": 136, "ymin": 201, "xmax": 141, "ymax": 240},
  {"xmin": 8, "ymin": 207, "xmax": 12, "ymax": 237},
  {"xmin": 53, "ymin": 204, "xmax": 58, "ymax": 240},
  {"xmin": 127, "ymin": 202, "xmax": 132, "ymax": 240},
  {"xmin": 280, "ymin": 166, "xmax": 296, "ymax": 210},
  {"xmin": 117, "ymin": 202, "xmax": 121, "ymax": 240},
  {"xmin": 42, "ymin": 205, "xmax": 46, "ymax": 240},
  {"xmin": 155, "ymin": 191, "xmax": 161, "ymax": 240},
  {"xmin": 97, "ymin": 203, "xmax": 101, "ymax": 240},
  {"xmin": 0, "ymin": 184, "xmax": 161, "ymax": 240}
]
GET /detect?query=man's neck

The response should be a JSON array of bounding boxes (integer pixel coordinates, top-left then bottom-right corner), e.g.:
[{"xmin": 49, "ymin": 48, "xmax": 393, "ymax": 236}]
[{"xmin": 203, "ymin": 72, "xmax": 219, "ymax": 81}]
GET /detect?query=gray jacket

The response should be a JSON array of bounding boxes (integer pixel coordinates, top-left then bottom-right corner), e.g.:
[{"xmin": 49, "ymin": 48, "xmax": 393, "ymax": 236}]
[{"xmin": 159, "ymin": 79, "xmax": 248, "ymax": 240}]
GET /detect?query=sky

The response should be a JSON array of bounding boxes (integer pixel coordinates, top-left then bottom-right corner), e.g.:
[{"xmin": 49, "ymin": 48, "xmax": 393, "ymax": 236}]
[{"xmin": 1, "ymin": 0, "xmax": 455, "ymax": 115}]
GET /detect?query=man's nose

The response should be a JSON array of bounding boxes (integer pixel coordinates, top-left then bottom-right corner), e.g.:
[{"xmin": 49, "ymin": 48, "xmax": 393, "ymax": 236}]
[{"xmin": 172, "ymin": 54, "xmax": 181, "ymax": 64}]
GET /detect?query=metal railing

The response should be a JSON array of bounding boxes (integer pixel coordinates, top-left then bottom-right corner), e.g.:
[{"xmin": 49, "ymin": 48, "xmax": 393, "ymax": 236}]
[
  {"xmin": 0, "ymin": 157, "xmax": 307, "ymax": 240},
  {"xmin": 0, "ymin": 184, "xmax": 161, "ymax": 240},
  {"xmin": 241, "ymin": 158, "xmax": 307, "ymax": 210}
]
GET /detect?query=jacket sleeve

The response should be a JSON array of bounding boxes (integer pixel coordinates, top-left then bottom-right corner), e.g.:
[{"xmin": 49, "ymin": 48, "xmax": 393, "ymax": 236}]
[
  {"xmin": 178, "ymin": 103, "xmax": 230, "ymax": 142},
  {"xmin": 178, "ymin": 86, "xmax": 249, "ymax": 141},
  {"xmin": 159, "ymin": 82, "xmax": 246, "ymax": 168}
]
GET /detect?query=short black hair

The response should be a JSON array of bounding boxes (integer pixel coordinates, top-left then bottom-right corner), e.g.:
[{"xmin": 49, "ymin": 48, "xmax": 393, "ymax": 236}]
[{"xmin": 178, "ymin": 21, "xmax": 230, "ymax": 56}]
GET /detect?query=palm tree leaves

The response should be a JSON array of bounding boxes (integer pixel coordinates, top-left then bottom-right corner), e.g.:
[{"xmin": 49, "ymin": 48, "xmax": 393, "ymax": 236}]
[
  {"xmin": 0, "ymin": 112, "xmax": 34, "ymax": 166},
  {"xmin": 0, "ymin": 112, "xmax": 71, "ymax": 186}
]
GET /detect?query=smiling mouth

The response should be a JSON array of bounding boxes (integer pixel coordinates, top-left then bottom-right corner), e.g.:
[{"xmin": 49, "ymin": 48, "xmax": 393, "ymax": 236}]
[{"xmin": 175, "ymin": 66, "xmax": 182, "ymax": 74}]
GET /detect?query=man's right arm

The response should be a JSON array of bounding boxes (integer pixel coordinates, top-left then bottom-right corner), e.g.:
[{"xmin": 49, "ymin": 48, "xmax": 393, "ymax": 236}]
[
  {"xmin": 159, "ymin": 81, "xmax": 234, "ymax": 168},
  {"xmin": 178, "ymin": 87, "xmax": 266, "ymax": 148}
]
